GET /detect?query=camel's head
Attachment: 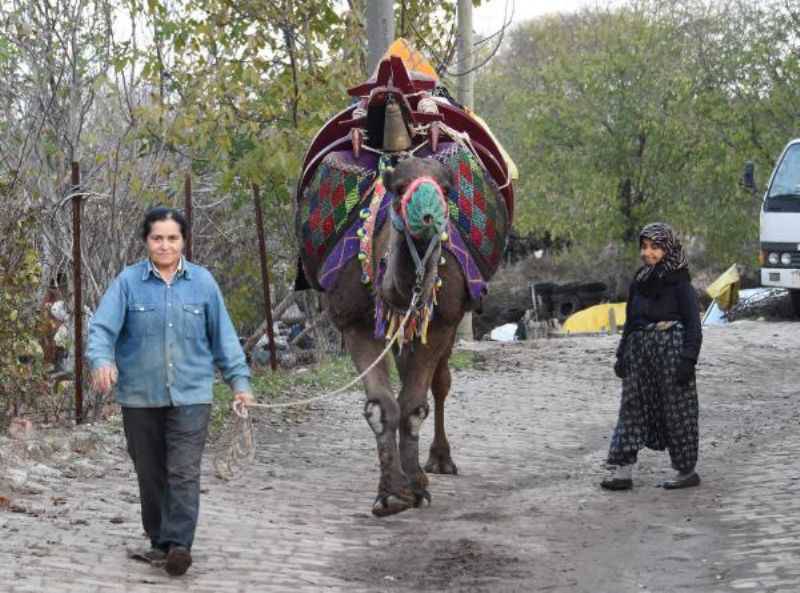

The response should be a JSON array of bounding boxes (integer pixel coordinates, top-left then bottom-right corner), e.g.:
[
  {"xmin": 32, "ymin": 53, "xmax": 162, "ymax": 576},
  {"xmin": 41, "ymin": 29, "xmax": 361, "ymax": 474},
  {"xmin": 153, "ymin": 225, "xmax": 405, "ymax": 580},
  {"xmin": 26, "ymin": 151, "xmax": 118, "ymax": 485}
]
[
  {"xmin": 378, "ymin": 155, "xmax": 453, "ymax": 320},
  {"xmin": 383, "ymin": 156, "xmax": 453, "ymax": 243}
]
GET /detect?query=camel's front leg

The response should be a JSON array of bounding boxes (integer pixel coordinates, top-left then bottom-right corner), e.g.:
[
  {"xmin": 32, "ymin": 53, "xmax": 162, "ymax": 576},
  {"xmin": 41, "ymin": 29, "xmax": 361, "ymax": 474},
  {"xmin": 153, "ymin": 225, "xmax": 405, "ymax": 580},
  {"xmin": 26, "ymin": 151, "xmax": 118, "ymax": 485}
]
[
  {"xmin": 343, "ymin": 325, "xmax": 415, "ymax": 516},
  {"xmin": 395, "ymin": 324, "xmax": 458, "ymax": 505},
  {"xmin": 397, "ymin": 386, "xmax": 431, "ymax": 507}
]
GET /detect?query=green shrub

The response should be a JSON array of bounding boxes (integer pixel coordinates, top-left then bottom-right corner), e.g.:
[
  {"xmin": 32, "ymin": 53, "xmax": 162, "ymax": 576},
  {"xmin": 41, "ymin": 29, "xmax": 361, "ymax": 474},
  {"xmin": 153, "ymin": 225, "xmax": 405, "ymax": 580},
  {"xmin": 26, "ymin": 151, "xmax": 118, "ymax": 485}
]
[{"xmin": 0, "ymin": 214, "xmax": 48, "ymax": 428}]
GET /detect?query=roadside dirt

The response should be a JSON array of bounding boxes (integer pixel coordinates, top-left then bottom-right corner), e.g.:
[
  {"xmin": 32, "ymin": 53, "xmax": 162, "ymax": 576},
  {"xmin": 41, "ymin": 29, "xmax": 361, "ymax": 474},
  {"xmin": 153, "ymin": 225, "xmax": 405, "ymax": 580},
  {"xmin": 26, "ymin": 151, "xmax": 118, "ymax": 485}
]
[{"xmin": 331, "ymin": 319, "xmax": 800, "ymax": 592}]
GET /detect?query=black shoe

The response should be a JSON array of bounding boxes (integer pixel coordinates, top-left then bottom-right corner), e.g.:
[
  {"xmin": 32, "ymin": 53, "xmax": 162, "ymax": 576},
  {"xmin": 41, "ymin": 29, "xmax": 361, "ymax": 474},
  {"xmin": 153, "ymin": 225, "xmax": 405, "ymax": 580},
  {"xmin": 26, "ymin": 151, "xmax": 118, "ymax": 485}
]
[
  {"xmin": 128, "ymin": 547, "xmax": 167, "ymax": 566},
  {"xmin": 600, "ymin": 477, "xmax": 633, "ymax": 491},
  {"xmin": 662, "ymin": 472, "xmax": 700, "ymax": 490},
  {"xmin": 165, "ymin": 545, "xmax": 192, "ymax": 576}
]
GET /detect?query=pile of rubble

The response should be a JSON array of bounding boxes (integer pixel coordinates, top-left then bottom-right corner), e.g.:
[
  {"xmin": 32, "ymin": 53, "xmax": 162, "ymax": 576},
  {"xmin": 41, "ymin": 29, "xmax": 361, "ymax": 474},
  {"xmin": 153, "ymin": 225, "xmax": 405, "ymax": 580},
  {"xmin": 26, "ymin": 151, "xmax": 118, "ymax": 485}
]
[{"xmin": 0, "ymin": 419, "xmax": 125, "ymax": 511}]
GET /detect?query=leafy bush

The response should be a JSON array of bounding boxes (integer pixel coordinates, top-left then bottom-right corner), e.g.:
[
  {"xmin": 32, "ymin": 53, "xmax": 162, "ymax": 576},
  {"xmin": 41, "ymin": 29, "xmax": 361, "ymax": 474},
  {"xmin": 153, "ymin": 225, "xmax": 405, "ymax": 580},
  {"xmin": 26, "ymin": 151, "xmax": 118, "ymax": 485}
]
[{"xmin": 0, "ymin": 213, "xmax": 49, "ymax": 429}]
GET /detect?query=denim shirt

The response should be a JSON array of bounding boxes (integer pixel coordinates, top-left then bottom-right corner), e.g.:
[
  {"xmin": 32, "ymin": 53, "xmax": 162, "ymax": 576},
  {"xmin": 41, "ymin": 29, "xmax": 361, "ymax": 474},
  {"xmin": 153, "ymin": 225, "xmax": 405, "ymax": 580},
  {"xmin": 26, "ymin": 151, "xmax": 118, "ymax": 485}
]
[{"xmin": 87, "ymin": 258, "xmax": 251, "ymax": 407}]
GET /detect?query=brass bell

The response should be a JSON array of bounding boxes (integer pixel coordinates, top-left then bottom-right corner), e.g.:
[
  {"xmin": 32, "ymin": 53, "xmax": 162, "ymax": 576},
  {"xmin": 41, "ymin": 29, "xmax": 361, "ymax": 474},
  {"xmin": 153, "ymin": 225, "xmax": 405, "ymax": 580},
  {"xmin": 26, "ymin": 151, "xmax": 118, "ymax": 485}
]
[
  {"xmin": 382, "ymin": 98, "xmax": 412, "ymax": 152},
  {"xmin": 429, "ymin": 121, "xmax": 440, "ymax": 153}
]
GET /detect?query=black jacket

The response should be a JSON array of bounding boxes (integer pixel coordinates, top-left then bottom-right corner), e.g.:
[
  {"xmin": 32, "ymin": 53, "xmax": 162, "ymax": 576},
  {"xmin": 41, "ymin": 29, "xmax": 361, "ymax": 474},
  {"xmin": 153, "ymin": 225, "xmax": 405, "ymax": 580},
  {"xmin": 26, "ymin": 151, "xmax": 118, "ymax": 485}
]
[{"xmin": 617, "ymin": 268, "xmax": 702, "ymax": 362}]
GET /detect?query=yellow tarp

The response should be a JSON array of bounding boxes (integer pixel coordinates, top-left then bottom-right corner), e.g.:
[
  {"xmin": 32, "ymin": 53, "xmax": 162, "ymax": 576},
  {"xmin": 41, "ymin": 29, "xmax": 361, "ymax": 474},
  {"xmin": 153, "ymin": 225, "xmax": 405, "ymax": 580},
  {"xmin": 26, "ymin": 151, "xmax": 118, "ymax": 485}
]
[
  {"xmin": 705, "ymin": 263, "xmax": 740, "ymax": 311},
  {"xmin": 562, "ymin": 303, "xmax": 627, "ymax": 334}
]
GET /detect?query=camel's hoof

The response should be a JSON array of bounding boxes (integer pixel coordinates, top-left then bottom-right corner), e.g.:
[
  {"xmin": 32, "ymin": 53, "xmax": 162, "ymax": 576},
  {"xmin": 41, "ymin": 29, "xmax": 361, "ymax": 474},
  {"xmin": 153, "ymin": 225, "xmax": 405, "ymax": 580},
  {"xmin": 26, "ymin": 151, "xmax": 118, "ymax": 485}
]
[
  {"xmin": 372, "ymin": 494, "xmax": 413, "ymax": 517},
  {"xmin": 413, "ymin": 488, "xmax": 432, "ymax": 508},
  {"xmin": 424, "ymin": 456, "xmax": 458, "ymax": 475}
]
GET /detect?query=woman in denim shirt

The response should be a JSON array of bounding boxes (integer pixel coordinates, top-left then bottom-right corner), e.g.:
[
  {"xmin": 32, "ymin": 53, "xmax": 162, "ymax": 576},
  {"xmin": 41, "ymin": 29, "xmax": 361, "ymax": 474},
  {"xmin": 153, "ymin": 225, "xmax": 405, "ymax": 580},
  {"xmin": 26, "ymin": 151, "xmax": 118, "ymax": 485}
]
[{"xmin": 88, "ymin": 207, "xmax": 254, "ymax": 576}]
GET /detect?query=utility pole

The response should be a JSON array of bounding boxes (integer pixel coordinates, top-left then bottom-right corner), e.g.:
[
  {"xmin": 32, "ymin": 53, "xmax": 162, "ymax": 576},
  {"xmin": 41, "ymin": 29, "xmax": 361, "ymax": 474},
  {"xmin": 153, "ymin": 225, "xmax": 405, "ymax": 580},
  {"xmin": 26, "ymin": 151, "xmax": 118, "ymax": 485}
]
[
  {"xmin": 456, "ymin": 0, "xmax": 475, "ymax": 341},
  {"xmin": 366, "ymin": 0, "xmax": 395, "ymax": 74},
  {"xmin": 456, "ymin": 0, "xmax": 474, "ymax": 109}
]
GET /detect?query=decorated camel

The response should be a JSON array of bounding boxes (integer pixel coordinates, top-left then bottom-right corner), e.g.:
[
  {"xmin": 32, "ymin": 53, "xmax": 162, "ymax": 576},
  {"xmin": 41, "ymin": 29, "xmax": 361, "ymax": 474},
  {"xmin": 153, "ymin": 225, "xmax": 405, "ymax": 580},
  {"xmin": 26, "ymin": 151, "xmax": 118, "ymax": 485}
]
[{"xmin": 294, "ymin": 41, "xmax": 515, "ymax": 516}]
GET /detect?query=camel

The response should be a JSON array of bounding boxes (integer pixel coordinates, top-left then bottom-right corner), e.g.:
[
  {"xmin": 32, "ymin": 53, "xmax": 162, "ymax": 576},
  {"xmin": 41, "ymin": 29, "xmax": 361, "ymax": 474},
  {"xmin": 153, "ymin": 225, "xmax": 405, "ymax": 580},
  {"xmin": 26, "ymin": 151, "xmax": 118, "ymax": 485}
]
[{"xmin": 295, "ymin": 48, "xmax": 513, "ymax": 516}]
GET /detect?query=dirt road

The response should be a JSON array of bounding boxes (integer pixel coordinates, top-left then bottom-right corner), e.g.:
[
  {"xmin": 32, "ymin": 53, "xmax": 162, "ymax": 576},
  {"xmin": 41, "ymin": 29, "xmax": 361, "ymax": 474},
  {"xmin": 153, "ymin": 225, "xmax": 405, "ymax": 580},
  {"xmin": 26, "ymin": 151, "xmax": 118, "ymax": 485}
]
[{"xmin": 1, "ymin": 320, "xmax": 799, "ymax": 592}]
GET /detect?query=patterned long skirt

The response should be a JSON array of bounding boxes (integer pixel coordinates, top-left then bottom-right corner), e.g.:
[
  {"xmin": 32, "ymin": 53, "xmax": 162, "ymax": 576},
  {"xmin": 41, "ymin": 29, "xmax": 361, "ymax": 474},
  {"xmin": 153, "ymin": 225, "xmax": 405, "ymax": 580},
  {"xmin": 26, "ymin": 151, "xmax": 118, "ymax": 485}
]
[{"xmin": 606, "ymin": 324, "xmax": 699, "ymax": 473}]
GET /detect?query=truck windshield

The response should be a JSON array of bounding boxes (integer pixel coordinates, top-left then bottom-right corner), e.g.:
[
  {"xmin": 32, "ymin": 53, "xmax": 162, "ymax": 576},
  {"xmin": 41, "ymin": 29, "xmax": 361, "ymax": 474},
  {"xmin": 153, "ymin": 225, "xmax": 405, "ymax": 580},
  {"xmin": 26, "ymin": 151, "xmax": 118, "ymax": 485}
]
[{"xmin": 768, "ymin": 144, "xmax": 800, "ymax": 199}]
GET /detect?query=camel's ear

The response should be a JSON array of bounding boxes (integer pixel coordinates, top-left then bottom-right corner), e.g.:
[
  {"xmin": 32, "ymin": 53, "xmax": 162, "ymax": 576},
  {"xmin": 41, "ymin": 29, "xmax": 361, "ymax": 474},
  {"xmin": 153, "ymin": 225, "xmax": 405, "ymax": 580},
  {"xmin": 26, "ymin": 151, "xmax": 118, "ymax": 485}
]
[
  {"xmin": 441, "ymin": 166, "xmax": 456, "ymax": 195},
  {"xmin": 381, "ymin": 166, "xmax": 395, "ymax": 191}
]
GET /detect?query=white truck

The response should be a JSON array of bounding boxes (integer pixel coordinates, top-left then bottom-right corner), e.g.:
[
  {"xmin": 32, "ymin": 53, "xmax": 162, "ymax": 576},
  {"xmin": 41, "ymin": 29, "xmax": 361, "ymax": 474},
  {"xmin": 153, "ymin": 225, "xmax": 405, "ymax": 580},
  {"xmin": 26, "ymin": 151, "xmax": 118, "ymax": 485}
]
[{"xmin": 747, "ymin": 138, "xmax": 800, "ymax": 317}]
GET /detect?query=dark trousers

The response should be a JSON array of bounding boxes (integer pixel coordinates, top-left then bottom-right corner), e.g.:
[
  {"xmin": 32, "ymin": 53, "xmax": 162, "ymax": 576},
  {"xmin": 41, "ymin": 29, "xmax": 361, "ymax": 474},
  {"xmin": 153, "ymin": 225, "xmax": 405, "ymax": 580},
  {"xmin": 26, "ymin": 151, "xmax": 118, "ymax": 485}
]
[
  {"xmin": 122, "ymin": 404, "xmax": 211, "ymax": 550},
  {"xmin": 607, "ymin": 326, "xmax": 699, "ymax": 473}
]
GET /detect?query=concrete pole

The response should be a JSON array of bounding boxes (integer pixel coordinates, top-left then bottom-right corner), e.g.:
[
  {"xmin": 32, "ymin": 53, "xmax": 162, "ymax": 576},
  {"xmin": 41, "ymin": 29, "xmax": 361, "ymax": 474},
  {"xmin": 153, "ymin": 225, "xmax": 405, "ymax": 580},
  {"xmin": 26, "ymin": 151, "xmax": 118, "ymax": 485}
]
[
  {"xmin": 456, "ymin": 0, "xmax": 474, "ymax": 110},
  {"xmin": 456, "ymin": 0, "xmax": 475, "ymax": 341},
  {"xmin": 366, "ymin": 0, "xmax": 395, "ymax": 75}
]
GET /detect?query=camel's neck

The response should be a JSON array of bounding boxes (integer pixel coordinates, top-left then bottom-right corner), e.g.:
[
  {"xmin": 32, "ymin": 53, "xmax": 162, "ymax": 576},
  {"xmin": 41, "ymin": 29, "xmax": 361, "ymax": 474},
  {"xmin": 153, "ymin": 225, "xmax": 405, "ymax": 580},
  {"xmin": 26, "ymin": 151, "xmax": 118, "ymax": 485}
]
[{"xmin": 378, "ymin": 226, "xmax": 440, "ymax": 312}]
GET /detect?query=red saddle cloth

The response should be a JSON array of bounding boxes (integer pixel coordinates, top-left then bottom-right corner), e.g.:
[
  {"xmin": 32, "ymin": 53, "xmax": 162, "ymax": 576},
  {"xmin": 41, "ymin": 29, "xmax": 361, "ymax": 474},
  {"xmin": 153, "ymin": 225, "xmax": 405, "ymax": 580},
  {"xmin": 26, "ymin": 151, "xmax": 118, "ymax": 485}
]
[{"xmin": 296, "ymin": 54, "xmax": 514, "ymax": 219}]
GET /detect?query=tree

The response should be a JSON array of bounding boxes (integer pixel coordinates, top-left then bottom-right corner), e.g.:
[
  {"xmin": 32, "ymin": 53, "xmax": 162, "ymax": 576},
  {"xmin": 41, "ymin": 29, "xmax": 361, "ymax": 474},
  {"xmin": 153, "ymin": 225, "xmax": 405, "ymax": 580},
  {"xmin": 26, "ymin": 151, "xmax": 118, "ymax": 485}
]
[
  {"xmin": 474, "ymin": 0, "xmax": 789, "ymax": 265},
  {"xmin": 127, "ymin": 0, "xmax": 487, "ymax": 325}
]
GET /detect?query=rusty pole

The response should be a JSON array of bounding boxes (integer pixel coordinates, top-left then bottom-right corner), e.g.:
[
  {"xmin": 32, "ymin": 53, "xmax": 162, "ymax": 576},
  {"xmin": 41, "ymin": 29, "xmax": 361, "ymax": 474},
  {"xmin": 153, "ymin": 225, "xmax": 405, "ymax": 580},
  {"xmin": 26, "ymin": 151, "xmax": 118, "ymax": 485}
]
[
  {"xmin": 71, "ymin": 162, "xmax": 84, "ymax": 424},
  {"xmin": 184, "ymin": 173, "xmax": 193, "ymax": 261},
  {"xmin": 252, "ymin": 184, "xmax": 277, "ymax": 371}
]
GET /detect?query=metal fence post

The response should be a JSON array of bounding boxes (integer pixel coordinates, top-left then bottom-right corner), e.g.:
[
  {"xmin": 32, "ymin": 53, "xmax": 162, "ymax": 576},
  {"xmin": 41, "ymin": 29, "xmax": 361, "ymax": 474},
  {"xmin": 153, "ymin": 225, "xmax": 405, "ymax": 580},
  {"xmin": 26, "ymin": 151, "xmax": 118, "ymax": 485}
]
[
  {"xmin": 184, "ymin": 173, "xmax": 193, "ymax": 261},
  {"xmin": 253, "ymin": 184, "xmax": 277, "ymax": 371},
  {"xmin": 71, "ymin": 162, "xmax": 84, "ymax": 424}
]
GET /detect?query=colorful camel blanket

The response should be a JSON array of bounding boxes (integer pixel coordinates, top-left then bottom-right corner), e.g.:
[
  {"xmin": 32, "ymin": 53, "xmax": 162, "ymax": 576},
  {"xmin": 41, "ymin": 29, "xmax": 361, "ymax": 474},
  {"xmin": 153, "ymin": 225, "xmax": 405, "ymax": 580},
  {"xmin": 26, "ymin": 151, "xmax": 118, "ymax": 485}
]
[
  {"xmin": 296, "ymin": 150, "xmax": 379, "ymax": 286},
  {"xmin": 424, "ymin": 141, "xmax": 509, "ymax": 279},
  {"xmin": 297, "ymin": 142, "xmax": 508, "ymax": 300}
]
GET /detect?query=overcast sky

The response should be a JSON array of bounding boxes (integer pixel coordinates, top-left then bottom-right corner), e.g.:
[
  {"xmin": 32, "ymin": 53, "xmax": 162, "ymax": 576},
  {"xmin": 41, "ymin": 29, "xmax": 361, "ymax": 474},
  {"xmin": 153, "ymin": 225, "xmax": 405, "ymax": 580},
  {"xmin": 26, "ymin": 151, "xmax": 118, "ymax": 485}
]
[{"xmin": 473, "ymin": 0, "xmax": 605, "ymax": 35}]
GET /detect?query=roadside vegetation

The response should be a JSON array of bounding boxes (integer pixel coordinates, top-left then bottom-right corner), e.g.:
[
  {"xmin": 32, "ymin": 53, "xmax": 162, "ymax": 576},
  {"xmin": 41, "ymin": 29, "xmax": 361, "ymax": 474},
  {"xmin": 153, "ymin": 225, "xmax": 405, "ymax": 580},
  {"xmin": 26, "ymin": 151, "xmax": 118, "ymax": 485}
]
[{"xmin": 2, "ymin": 0, "xmax": 797, "ymax": 430}]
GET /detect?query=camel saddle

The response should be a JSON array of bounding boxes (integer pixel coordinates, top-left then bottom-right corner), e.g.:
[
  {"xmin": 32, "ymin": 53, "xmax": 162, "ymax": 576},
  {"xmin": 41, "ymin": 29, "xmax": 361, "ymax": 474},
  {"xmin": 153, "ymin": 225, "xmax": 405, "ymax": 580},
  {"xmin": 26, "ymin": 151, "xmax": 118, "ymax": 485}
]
[{"xmin": 295, "ymin": 41, "xmax": 514, "ymax": 296}]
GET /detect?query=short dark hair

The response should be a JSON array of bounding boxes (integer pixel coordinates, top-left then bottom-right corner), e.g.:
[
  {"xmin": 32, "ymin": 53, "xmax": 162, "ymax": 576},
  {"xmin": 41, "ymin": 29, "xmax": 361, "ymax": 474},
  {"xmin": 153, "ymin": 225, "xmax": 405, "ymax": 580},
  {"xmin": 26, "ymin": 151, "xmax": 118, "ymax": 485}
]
[{"xmin": 141, "ymin": 207, "xmax": 188, "ymax": 241}]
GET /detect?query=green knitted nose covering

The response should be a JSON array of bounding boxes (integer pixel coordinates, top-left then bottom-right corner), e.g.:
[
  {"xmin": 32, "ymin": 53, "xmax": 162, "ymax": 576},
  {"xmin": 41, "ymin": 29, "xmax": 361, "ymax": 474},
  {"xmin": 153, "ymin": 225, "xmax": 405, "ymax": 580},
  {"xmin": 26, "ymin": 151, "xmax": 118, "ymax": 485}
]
[{"xmin": 401, "ymin": 178, "xmax": 447, "ymax": 240}]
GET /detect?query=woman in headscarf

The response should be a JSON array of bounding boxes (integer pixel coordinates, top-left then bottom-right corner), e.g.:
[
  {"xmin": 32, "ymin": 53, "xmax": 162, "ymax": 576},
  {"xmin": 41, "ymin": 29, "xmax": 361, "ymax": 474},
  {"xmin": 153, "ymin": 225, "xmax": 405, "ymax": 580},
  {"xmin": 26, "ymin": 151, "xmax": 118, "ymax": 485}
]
[{"xmin": 601, "ymin": 222, "xmax": 702, "ymax": 491}]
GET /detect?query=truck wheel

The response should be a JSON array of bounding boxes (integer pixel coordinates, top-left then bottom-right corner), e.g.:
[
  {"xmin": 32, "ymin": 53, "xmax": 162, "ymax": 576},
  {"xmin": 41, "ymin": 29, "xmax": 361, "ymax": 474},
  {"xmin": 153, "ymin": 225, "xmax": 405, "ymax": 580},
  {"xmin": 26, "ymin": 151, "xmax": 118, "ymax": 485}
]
[{"xmin": 791, "ymin": 290, "xmax": 800, "ymax": 318}]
